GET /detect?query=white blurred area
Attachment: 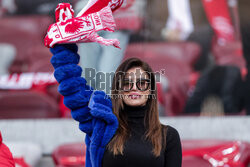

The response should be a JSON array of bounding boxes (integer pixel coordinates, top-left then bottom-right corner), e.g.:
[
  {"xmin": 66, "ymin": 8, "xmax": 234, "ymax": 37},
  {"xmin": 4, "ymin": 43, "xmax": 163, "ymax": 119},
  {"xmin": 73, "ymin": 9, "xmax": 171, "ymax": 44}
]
[
  {"xmin": 5, "ymin": 142, "xmax": 42, "ymax": 167},
  {"xmin": 162, "ymin": 0, "xmax": 194, "ymax": 41},
  {"xmin": 0, "ymin": 0, "xmax": 17, "ymax": 15},
  {"xmin": 0, "ymin": 44, "xmax": 16, "ymax": 75}
]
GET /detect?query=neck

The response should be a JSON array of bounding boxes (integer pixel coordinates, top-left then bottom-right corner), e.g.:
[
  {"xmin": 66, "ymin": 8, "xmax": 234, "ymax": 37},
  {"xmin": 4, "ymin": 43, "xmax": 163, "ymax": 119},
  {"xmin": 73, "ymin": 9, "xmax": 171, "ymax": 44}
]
[
  {"xmin": 123, "ymin": 103, "xmax": 148, "ymax": 118},
  {"xmin": 123, "ymin": 103, "xmax": 149, "ymax": 133}
]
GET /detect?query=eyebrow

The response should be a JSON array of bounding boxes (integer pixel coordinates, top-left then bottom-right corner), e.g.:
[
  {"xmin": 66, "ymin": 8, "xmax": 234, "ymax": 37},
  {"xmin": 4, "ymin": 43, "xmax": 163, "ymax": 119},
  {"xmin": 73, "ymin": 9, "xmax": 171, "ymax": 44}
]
[{"xmin": 123, "ymin": 78, "xmax": 150, "ymax": 81}]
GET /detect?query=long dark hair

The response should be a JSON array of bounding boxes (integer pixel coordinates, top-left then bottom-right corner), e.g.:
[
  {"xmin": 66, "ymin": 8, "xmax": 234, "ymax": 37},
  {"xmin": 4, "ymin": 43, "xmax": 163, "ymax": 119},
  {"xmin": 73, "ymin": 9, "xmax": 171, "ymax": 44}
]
[{"xmin": 107, "ymin": 58, "xmax": 167, "ymax": 157}]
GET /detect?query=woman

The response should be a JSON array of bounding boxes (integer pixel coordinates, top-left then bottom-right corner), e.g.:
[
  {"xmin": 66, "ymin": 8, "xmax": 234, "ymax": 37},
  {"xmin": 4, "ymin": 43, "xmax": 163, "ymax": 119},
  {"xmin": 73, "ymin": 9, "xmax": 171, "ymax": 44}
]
[{"xmin": 50, "ymin": 44, "xmax": 182, "ymax": 167}]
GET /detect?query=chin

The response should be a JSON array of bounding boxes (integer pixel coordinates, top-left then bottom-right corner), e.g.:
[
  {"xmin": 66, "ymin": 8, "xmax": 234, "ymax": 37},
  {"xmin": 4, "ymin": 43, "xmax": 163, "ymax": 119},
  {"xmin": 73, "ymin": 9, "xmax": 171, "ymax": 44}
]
[
  {"xmin": 124, "ymin": 100, "xmax": 146, "ymax": 107},
  {"xmin": 127, "ymin": 103, "xmax": 141, "ymax": 107}
]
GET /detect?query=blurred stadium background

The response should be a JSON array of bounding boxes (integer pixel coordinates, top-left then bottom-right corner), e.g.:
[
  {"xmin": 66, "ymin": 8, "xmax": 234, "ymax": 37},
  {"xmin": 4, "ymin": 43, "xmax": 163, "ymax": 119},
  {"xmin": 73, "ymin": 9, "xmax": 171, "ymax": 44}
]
[{"xmin": 0, "ymin": 0, "xmax": 250, "ymax": 166}]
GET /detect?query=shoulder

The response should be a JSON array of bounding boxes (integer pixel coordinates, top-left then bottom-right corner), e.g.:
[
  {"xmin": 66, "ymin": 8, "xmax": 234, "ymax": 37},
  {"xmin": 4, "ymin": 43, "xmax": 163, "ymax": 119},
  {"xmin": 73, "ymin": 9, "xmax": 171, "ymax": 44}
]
[
  {"xmin": 161, "ymin": 124, "xmax": 181, "ymax": 144},
  {"xmin": 161, "ymin": 126, "xmax": 182, "ymax": 165},
  {"xmin": 166, "ymin": 125, "xmax": 180, "ymax": 137}
]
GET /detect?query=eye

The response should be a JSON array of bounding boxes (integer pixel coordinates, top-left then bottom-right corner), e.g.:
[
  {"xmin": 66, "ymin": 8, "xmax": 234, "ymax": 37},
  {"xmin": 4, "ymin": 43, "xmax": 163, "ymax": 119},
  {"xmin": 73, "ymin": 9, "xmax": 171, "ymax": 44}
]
[
  {"xmin": 137, "ymin": 79, "xmax": 150, "ymax": 91},
  {"xmin": 140, "ymin": 79, "xmax": 150, "ymax": 84},
  {"xmin": 123, "ymin": 79, "xmax": 133, "ymax": 91},
  {"xmin": 123, "ymin": 80, "xmax": 130, "ymax": 85}
]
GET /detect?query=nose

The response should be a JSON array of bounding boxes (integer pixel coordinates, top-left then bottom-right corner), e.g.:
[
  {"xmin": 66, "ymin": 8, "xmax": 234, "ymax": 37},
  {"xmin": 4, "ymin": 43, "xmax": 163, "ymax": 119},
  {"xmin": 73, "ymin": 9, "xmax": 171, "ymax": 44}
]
[{"xmin": 131, "ymin": 81, "xmax": 137, "ymax": 91}]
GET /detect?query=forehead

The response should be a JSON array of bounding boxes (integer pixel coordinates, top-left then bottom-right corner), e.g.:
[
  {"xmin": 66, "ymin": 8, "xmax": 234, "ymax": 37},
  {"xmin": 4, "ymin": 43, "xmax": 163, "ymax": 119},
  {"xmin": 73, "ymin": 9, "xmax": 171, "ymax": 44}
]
[{"xmin": 125, "ymin": 67, "xmax": 149, "ymax": 79}]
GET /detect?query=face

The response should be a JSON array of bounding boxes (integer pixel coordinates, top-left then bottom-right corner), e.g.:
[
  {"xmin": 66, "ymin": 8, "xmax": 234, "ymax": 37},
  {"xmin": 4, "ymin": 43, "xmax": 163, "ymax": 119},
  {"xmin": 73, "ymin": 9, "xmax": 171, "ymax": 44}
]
[{"xmin": 121, "ymin": 67, "xmax": 151, "ymax": 107}]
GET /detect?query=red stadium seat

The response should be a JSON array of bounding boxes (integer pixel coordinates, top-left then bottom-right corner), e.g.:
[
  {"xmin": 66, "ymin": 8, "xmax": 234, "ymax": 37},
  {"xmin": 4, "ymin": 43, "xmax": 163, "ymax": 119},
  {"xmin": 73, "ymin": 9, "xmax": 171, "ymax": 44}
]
[
  {"xmin": 27, "ymin": 46, "xmax": 53, "ymax": 72},
  {"xmin": 0, "ymin": 27, "xmax": 37, "ymax": 73},
  {"xmin": 28, "ymin": 59, "xmax": 53, "ymax": 72},
  {"xmin": 124, "ymin": 42, "xmax": 201, "ymax": 67},
  {"xmin": 52, "ymin": 140, "xmax": 250, "ymax": 167},
  {"xmin": 114, "ymin": 15, "xmax": 143, "ymax": 31},
  {"xmin": 182, "ymin": 140, "xmax": 250, "ymax": 167},
  {"xmin": 183, "ymin": 156, "xmax": 212, "ymax": 167},
  {"xmin": 27, "ymin": 45, "xmax": 52, "ymax": 60},
  {"xmin": 0, "ymin": 16, "xmax": 53, "ymax": 74},
  {"xmin": 0, "ymin": 15, "xmax": 52, "ymax": 39},
  {"xmin": 52, "ymin": 143, "xmax": 86, "ymax": 167},
  {"xmin": 0, "ymin": 91, "xmax": 60, "ymax": 119}
]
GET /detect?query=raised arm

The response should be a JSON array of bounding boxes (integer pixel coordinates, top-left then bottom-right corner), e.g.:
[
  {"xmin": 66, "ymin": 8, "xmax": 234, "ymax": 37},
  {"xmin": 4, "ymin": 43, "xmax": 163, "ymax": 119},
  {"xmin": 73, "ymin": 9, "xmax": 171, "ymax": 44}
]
[
  {"xmin": 50, "ymin": 44, "xmax": 119, "ymax": 167},
  {"xmin": 50, "ymin": 44, "xmax": 94, "ymax": 136}
]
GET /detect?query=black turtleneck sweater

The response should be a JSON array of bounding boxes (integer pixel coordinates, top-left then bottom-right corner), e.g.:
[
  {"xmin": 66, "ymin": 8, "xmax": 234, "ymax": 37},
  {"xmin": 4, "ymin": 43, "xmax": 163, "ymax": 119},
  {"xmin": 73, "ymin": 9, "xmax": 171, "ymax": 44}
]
[{"xmin": 102, "ymin": 104, "xmax": 182, "ymax": 167}]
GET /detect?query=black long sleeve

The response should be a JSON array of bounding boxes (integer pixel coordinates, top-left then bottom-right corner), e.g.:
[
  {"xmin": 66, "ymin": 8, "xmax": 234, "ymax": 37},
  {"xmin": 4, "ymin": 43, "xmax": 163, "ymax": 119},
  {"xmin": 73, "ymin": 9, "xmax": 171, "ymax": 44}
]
[
  {"xmin": 102, "ymin": 104, "xmax": 182, "ymax": 167},
  {"xmin": 164, "ymin": 125, "xmax": 182, "ymax": 167}
]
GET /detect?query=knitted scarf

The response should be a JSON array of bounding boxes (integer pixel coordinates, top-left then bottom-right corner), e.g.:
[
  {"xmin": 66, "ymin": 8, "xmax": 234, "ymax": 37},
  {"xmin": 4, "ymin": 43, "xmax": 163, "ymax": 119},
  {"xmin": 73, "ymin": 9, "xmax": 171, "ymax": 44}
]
[{"xmin": 45, "ymin": 1, "xmax": 123, "ymax": 48}]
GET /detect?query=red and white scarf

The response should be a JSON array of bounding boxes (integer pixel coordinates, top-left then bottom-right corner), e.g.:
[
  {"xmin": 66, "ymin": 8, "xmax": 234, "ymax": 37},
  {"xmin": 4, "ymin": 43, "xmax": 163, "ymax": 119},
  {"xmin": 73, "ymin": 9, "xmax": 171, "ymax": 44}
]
[{"xmin": 44, "ymin": 0, "xmax": 123, "ymax": 48}]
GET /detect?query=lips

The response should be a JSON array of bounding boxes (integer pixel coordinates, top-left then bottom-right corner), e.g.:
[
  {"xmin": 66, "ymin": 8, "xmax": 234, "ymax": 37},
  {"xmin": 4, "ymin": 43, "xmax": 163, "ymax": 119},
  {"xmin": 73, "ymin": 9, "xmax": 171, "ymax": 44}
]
[{"xmin": 128, "ymin": 93, "xmax": 141, "ymax": 99}]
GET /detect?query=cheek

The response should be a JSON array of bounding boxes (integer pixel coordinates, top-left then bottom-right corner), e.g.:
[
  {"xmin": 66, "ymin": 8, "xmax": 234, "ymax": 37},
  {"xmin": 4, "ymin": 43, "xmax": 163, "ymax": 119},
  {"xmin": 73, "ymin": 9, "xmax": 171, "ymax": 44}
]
[{"xmin": 141, "ymin": 90, "xmax": 150, "ymax": 97}]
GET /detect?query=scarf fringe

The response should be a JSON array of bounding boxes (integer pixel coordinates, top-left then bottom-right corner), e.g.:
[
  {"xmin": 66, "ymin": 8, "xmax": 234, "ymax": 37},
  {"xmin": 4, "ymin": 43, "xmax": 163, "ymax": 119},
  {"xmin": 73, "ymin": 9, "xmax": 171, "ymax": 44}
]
[{"xmin": 99, "ymin": 6, "xmax": 116, "ymax": 32}]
